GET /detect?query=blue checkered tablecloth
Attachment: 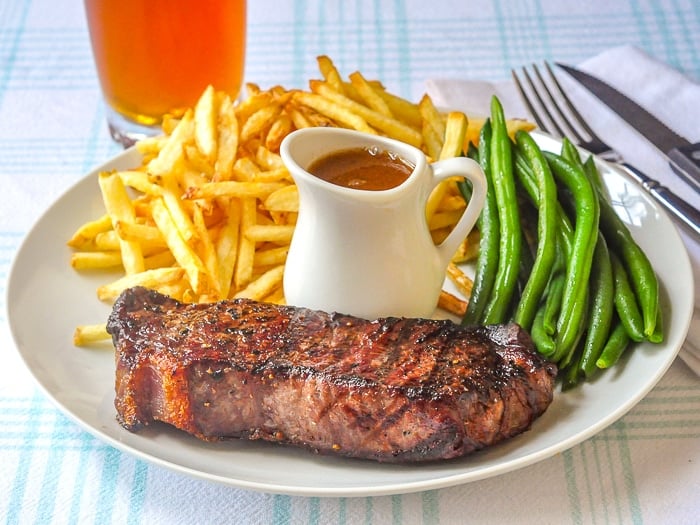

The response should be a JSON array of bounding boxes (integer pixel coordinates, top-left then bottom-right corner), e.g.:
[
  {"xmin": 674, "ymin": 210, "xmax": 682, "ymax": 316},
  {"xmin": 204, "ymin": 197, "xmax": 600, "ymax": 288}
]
[{"xmin": 2, "ymin": 1, "xmax": 699, "ymax": 523}]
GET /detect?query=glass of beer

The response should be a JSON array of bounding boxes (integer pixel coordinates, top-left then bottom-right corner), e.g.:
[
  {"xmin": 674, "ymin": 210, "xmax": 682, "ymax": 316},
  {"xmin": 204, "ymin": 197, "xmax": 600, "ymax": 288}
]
[{"xmin": 84, "ymin": 0, "xmax": 246, "ymax": 147}]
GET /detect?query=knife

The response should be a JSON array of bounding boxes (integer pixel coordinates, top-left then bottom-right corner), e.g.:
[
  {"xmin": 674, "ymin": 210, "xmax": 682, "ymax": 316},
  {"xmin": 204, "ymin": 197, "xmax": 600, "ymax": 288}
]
[{"xmin": 557, "ymin": 63, "xmax": 700, "ymax": 194}]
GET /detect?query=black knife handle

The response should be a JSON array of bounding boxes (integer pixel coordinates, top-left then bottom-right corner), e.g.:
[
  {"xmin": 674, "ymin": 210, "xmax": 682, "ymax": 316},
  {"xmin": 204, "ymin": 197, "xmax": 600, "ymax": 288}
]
[
  {"xmin": 621, "ymin": 162, "xmax": 700, "ymax": 237},
  {"xmin": 668, "ymin": 143, "xmax": 700, "ymax": 194}
]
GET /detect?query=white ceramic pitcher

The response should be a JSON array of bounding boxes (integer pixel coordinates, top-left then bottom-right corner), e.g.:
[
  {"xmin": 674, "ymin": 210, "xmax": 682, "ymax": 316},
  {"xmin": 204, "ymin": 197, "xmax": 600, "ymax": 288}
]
[{"xmin": 280, "ymin": 127, "xmax": 487, "ymax": 320}]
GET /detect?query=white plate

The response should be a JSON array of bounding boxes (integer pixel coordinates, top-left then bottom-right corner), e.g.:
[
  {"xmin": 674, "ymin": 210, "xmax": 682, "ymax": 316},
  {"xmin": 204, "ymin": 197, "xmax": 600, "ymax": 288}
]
[{"xmin": 6, "ymin": 133, "xmax": 694, "ymax": 497}]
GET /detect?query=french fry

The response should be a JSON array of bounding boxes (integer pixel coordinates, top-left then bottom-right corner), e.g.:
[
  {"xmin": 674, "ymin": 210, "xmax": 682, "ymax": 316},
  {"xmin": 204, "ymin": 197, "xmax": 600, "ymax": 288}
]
[
  {"xmin": 97, "ymin": 172, "xmax": 145, "ymax": 274},
  {"xmin": 419, "ymin": 94, "xmax": 446, "ymax": 141},
  {"xmin": 264, "ymin": 185, "xmax": 299, "ymax": 212},
  {"xmin": 214, "ymin": 94, "xmax": 239, "ymax": 180},
  {"xmin": 215, "ymin": 199, "xmax": 241, "ymax": 298},
  {"xmin": 192, "ymin": 202, "xmax": 221, "ymax": 296},
  {"xmin": 316, "ymin": 55, "xmax": 346, "ymax": 94},
  {"xmin": 186, "ymin": 181, "xmax": 287, "ymax": 200},
  {"xmin": 234, "ymin": 264, "xmax": 285, "ymax": 300},
  {"xmin": 438, "ymin": 290, "xmax": 467, "ymax": 317},
  {"xmin": 254, "ymin": 245, "xmax": 288, "ymax": 267},
  {"xmin": 114, "ymin": 220, "xmax": 166, "ymax": 247},
  {"xmin": 446, "ymin": 262, "xmax": 473, "ymax": 299},
  {"xmin": 349, "ymin": 71, "xmax": 392, "ymax": 117},
  {"xmin": 234, "ymin": 197, "xmax": 257, "ymax": 290},
  {"xmin": 118, "ymin": 170, "xmax": 163, "ymax": 196},
  {"xmin": 375, "ymin": 89, "xmax": 422, "ymax": 128},
  {"xmin": 73, "ymin": 323, "xmax": 111, "ymax": 346},
  {"xmin": 97, "ymin": 267, "xmax": 185, "ymax": 302},
  {"xmin": 240, "ymin": 103, "xmax": 283, "ymax": 143},
  {"xmin": 439, "ymin": 112, "xmax": 468, "ymax": 160},
  {"xmin": 452, "ymin": 230, "xmax": 480, "ymax": 263},
  {"xmin": 147, "ymin": 109, "xmax": 194, "ymax": 176},
  {"xmin": 426, "ymin": 111, "xmax": 469, "ymax": 221},
  {"xmin": 309, "ymin": 81, "xmax": 422, "ymax": 147},
  {"xmin": 67, "ymin": 214, "xmax": 112, "ymax": 248},
  {"xmin": 265, "ymin": 113, "xmax": 293, "ymax": 152},
  {"xmin": 71, "ymin": 251, "xmax": 122, "ymax": 270},
  {"xmin": 151, "ymin": 198, "xmax": 210, "ymax": 295},
  {"xmin": 244, "ymin": 224, "xmax": 295, "ymax": 243},
  {"xmin": 194, "ymin": 84, "xmax": 218, "ymax": 161},
  {"xmin": 255, "ymin": 146, "xmax": 285, "ymax": 171},
  {"xmin": 293, "ymin": 91, "xmax": 377, "ymax": 135}
]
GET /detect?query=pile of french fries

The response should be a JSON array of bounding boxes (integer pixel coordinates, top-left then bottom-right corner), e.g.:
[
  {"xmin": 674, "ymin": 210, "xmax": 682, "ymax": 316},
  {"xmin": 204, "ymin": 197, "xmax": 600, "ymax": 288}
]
[{"xmin": 70, "ymin": 56, "xmax": 533, "ymax": 346}]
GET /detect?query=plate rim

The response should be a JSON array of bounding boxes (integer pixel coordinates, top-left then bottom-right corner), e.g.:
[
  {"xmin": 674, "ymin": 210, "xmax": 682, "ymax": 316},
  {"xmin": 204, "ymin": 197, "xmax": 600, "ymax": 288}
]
[{"xmin": 5, "ymin": 132, "xmax": 694, "ymax": 497}]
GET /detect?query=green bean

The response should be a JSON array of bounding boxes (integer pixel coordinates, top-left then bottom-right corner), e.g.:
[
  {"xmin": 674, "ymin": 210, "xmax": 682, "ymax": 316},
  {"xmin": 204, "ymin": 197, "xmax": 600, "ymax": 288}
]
[
  {"xmin": 482, "ymin": 97, "xmax": 522, "ymax": 325},
  {"xmin": 531, "ymin": 304, "xmax": 557, "ymax": 357},
  {"xmin": 514, "ymin": 150, "xmax": 574, "ymax": 255},
  {"xmin": 562, "ymin": 344, "xmax": 584, "ymax": 390},
  {"xmin": 586, "ymin": 159, "xmax": 660, "ymax": 338},
  {"xmin": 542, "ymin": 238, "xmax": 567, "ymax": 335},
  {"xmin": 560, "ymin": 137, "xmax": 582, "ymax": 166},
  {"xmin": 461, "ymin": 120, "xmax": 500, "ymax": 326},
  {"xmin": 583, "ymin": 155, "xmax": 605, "ymax": 193},
  {"xmin": 648, "ymin": 306, "xmax": 664, "ymax": 344},
  {"xmin": 543, "ymin": 152, "xmax": 600, "ymax": 363},
  {"xmin": 596, "ymin": 320, "xmax": 631, "ymax": 369},
  {"xmin": 512, "ymin": 130, "xmax": 558, "ymax": 330},
  {"xmin": 579, "ymin": 234, "xmax": 615, "ymax": 377},
  {"xmin": 610, "ymin": 251, "xmax": 645, "ymax": 342},
  {"xmin": 585, "ymin": 158, "xmax": 663, "ymax": 338}
]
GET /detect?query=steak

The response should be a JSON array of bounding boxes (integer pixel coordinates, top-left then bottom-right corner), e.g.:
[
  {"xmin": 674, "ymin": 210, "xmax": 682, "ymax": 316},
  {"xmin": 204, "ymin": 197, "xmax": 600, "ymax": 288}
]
[{"xmin": 107, "ymin": 286, "xmax": 557, "ymax": 463}]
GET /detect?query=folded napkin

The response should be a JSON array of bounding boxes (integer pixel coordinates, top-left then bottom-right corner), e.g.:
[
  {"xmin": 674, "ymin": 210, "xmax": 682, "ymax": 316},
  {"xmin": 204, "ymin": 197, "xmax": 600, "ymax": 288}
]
[{"xmin": 426, "ymin": 45, "xmax": 700, "ymax": 375}]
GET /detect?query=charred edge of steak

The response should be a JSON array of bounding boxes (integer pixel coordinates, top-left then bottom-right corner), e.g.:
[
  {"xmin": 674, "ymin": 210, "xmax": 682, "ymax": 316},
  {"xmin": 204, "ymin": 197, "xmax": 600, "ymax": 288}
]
[{"xmin": 107, "ymin": 286, "xmax": 557, "ymax": 463}]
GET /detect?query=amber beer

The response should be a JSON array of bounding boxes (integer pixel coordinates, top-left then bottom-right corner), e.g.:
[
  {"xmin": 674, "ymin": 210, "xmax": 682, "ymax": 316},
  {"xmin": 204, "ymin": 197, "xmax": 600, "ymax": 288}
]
[{"xmin": 84, "ymin": 0, "xmax": 246, "ymax": 144}]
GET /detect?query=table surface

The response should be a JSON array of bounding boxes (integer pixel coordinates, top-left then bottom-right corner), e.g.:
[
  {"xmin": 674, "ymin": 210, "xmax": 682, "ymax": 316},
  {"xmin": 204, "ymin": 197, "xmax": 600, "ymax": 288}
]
[{"xmin": 2, "ymin": 1, "xmax": 699, "ymax": 524}]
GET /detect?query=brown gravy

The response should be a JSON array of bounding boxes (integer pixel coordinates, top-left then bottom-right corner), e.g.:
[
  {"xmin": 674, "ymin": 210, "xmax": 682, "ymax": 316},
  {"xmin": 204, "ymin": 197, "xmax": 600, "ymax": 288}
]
[{"xmin": 308, "ymin": 147, "xmax": 414, "ymax": 191}]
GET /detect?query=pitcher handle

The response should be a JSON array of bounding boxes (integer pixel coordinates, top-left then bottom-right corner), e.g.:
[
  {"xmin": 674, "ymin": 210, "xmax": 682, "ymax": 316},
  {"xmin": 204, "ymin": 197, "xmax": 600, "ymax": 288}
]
[{"xmin": 430, "ymin": 157, "xmax": 488, "ymax": 265}]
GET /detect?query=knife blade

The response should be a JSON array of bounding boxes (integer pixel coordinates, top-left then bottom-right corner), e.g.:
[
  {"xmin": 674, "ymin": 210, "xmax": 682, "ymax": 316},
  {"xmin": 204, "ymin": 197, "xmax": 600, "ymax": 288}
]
[{"xmin": 557, "ymin": 62, "xmax": 700, "ymax": 194}]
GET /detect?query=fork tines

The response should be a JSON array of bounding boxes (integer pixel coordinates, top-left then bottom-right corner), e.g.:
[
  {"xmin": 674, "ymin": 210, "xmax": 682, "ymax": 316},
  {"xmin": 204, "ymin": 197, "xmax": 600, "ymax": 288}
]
[{"xmin": 512, "ymin": 62, "xmax": 595, "ymax": 144}]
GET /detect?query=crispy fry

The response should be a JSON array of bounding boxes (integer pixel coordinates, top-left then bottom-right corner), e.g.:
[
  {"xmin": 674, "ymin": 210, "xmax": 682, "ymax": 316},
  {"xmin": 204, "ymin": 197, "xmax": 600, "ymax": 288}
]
[
  {"xmin": 309, "ymin": 81, "xmax": 422, "ymax": 147},
  {"xmin": 97, "ymin": 172, "xmax": 145, "ymax": 274},
  {"xmin": 114, "ymin": 220, "xmax": 166, "ymax": 246},
  {"xmin": 73, "ymin": 323, "xmax": 111, "ymax": 346},
  {"xmin": 426, "ymin": 111, "xmax": 470, "ymax": 221},
  {"xmin": 293, "ymin": 91, "xmax": 377, "ymax": 134},
  {"xmin": 151, "ymin": 198, "xmax": 210, "ymax": 295},
  {"xmin": 186, "ymin": 181, "xmax": 287, "ymax": 200},
  {"xmin": 244, "ymin": 224, "xmax": 295, "ymax": 243},
  {"xmin": 234, "ymin": 264, "xmax": 285, "ymax": 300},
  {"xmin": 234, "ymin": 197, "xmax": 257, "ymax": 290},
  {"xmin": 215, "ymin": 199, "xmax": 241, "ymax": 298},
  {"xmin": 194, "ymin": 84, "xmax": 218, "ymax": 161},
  {"xmin": 214, "ymin": 94, "xmax": 239, "ymax": 180},
  {"xmin": 349, "ymin": 71, "xmax": 392, "ymax": 117},
  {"xmin": 147, "ymin": 109, "xmax": 194, "ymax": 176},
  {"xmin": 67, "ymin": 214, "xmax": 112, "ymax": 249},
  {"xmin": 97, "ymin": 267, "xmax": 185, "ymax": 302},
  {"xmin": 264, "ymin": 185, "xmax": 299, "ymax": 212},
  {"xmin": 70, "ymin": 251, "xmax": 122, "ymax": 270},
  {"xmin": 316, "ymin": 55, "xmax": 346, "ymax": 94},
  {"xmin": 438, "ymin": 290, "xmax": 467, "ymax": 317},
  {"xmin": 446, "ymin": 262, "xmax": 473, "ymax": 299}
]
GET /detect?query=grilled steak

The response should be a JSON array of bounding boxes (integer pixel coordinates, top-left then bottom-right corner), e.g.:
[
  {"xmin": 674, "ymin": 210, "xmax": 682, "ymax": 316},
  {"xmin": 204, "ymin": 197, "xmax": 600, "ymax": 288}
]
[{"xmin": 107, "ymin": 286, "xmax": 557, "ymax": 463}]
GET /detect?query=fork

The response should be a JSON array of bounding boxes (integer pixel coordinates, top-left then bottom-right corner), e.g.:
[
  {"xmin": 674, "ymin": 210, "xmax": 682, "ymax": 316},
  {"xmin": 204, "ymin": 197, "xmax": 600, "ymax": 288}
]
[{"xmin": 512, "ymin": 62, "xmax": 700, "ymax": 237}]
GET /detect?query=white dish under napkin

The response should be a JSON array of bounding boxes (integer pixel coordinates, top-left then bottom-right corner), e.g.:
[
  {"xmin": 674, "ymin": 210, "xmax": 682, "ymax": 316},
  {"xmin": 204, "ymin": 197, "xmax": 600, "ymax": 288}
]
[{"xmin": 426, "ymin": 45, "xmax": 700, "ymax": 375}]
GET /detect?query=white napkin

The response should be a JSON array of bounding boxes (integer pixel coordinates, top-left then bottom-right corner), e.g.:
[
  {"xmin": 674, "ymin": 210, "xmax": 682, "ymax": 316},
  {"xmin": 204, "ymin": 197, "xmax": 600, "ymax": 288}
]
[{"xmin": 426, "ymin": 45, "xmax": 700, "ymax": 375}]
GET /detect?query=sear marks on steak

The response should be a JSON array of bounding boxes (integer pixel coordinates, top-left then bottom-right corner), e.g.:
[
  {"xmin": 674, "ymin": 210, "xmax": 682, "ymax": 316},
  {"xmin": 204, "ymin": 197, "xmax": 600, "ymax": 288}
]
[{"xmin": 107, "ymin": 286, "xmax": 557, "ymax": 463}]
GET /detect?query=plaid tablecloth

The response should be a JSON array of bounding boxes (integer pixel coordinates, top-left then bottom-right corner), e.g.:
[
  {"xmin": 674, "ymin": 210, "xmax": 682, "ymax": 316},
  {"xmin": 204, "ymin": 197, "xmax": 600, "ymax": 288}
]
[{"xmin": 2, "ymin": 1, "xmax": 699, "ymax": 523}]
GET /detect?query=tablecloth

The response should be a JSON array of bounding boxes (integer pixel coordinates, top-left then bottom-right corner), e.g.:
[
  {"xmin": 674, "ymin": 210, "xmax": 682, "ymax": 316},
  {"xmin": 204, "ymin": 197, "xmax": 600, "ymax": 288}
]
[{"xmin": 2, "ymin": 1, "xmax": 699, "ymax": 524}]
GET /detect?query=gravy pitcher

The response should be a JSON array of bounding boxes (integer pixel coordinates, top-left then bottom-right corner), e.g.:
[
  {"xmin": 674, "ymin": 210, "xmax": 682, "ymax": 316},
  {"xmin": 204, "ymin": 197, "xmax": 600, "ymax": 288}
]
[{"xmin": 280, "ymin": 127, "xmax": 487, "ymax": 320}]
